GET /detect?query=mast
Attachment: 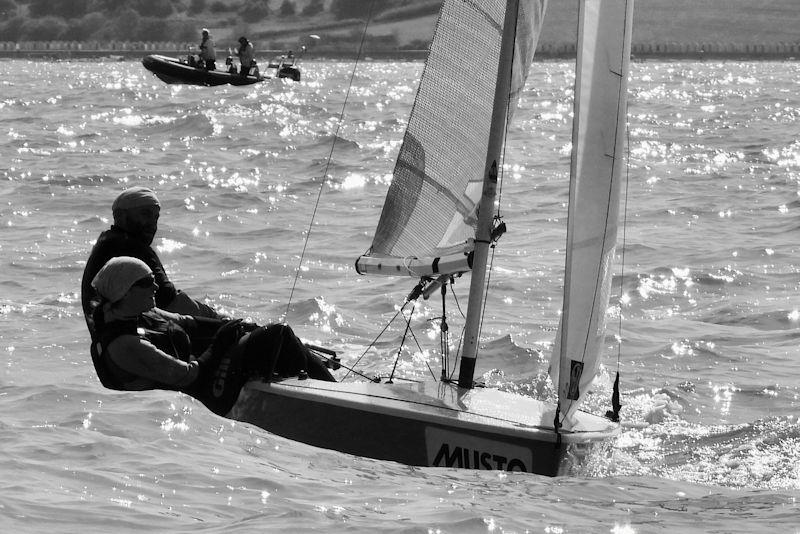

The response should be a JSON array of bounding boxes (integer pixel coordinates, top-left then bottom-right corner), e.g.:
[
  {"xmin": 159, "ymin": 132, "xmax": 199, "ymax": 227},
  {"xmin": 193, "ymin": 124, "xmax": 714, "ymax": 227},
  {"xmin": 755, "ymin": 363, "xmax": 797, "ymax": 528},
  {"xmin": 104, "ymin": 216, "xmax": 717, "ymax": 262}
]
[{"xmin": 457, "ymin": 0, "xmax": 520, "ymax": 389}]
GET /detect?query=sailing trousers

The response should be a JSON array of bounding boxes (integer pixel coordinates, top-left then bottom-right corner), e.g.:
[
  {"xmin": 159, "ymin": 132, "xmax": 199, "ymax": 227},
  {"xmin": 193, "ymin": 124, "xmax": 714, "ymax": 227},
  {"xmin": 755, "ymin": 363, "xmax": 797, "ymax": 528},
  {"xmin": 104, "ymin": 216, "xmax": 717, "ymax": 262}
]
[{"xmin": 186, "ymin": 324, "xmax": 335, "ymax": 416}]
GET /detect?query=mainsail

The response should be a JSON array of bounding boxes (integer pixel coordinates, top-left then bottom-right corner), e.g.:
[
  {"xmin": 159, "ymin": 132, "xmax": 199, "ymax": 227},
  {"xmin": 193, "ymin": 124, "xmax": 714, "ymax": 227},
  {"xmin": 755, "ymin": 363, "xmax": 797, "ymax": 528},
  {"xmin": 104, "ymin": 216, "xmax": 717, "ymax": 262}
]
[
  {"xmin": 551, "ymin": 0, "xmax": 634, "ymax": 428},
  {"xmin": 355, "ymin": 0, "xmax": 547, "ymax": 278}
]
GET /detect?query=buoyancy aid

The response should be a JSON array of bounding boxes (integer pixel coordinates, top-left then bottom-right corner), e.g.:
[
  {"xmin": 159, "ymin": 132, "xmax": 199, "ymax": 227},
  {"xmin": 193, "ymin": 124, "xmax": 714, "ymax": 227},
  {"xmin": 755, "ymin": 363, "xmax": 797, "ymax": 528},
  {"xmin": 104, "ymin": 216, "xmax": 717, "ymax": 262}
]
[
  {"xmin": 90, "ymin": 308, "xmax": 250, "ymax": 415},
  {"xmin": 91, "ymin": 309, "xmax": 211, "ymax": 390}
]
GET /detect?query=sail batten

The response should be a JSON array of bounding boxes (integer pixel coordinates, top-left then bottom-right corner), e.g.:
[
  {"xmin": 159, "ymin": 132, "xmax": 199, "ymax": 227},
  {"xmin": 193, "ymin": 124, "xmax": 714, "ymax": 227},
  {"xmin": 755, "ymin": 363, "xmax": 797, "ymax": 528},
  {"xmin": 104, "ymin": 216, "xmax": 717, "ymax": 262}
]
[{"xmin": 551, "ymin": 0, "xmax": 634, "ymax": 428}]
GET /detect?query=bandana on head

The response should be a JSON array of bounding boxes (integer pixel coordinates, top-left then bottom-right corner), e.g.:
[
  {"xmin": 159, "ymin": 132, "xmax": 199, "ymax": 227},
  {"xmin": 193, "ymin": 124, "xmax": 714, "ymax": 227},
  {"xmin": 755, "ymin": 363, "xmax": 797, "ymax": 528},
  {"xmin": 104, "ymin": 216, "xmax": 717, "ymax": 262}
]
[
  {"xmin": 112, "ymin": 186, "xmax": 160, "ymax": 211},
  {"xmin": 91, "ymin": 256, "xmax": 153, "ymax": 304}
]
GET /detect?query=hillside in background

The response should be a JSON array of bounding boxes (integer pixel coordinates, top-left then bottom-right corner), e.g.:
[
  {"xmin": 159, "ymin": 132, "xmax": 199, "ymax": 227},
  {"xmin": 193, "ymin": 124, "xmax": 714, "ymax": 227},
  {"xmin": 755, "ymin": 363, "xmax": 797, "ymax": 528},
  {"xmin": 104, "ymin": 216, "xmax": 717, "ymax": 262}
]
[
  {"xmin": 543, "ymin": 0, "xmax": 799, "ymax": 46},
  {"xmin": 1, "ymin": 0, "xmax": 798, "ymax": 54}
]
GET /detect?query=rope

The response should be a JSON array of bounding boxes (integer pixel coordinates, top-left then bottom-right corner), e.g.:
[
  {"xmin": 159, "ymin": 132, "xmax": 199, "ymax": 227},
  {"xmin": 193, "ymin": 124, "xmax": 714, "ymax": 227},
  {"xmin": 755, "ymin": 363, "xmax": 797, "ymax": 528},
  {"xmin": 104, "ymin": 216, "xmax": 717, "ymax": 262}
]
[
  {"xmin": 340, "ymin": 304, "xmax": 405, "ymax": 381},
  {"xmin": 387, "ymin": 301, "xmax": 416, "ymax": 383}
]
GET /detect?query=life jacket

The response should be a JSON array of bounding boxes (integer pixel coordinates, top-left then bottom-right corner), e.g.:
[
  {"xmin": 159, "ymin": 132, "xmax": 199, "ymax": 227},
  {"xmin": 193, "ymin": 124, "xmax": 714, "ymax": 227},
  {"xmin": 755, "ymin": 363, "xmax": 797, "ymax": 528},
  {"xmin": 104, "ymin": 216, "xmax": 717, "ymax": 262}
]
[
  {"xmin": 91, "ymin": 309, "xmax": 193, "ymax": 391},
  {"xmin": 89, "ymin": 309, "xmax": 247, "ymax": 416}
]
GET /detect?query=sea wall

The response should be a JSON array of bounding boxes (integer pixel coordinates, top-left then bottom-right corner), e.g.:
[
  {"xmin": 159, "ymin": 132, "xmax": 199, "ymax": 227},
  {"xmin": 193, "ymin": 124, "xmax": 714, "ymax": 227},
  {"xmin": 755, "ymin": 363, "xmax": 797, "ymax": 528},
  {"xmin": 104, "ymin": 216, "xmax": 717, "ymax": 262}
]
[{"xmin": 0, "ymin": 40, "xmax": 798, "ymax": 60}]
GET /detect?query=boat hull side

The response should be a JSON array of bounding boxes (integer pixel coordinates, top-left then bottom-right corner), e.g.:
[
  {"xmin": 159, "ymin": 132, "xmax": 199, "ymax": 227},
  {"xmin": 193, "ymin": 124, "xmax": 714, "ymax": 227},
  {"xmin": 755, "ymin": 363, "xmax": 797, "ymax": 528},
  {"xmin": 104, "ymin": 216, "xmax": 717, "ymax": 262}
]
[{"xmin": 229, "ymin": 380, "xmax": 615, "ymax": 476}]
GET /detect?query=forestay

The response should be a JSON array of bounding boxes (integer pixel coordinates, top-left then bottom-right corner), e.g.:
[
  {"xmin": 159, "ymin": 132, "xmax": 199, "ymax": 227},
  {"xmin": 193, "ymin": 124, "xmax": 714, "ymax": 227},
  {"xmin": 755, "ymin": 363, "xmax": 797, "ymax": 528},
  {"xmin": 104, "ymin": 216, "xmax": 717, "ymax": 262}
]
[
  {"xmin": 355, "ymin": 0, "xmax": 545, "ymax": 278},
  {"xmin": 550, "ymin": 0, "xmax": 634, "ymax": 429}
]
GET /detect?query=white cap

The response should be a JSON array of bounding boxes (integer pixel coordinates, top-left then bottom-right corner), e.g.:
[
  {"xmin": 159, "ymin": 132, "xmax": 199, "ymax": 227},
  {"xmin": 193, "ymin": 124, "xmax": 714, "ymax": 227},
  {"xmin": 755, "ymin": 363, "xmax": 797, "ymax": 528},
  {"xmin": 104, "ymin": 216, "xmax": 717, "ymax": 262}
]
[{"xmin": 91, "ymin": 256, "xmax": 152, "ymax": 303}]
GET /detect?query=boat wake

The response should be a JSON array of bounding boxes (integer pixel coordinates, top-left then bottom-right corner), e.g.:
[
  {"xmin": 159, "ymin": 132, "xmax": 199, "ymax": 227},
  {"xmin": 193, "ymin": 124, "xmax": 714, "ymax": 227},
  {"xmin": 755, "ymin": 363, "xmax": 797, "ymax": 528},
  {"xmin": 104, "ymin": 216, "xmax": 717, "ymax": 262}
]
[{"xmin": 608, "ymin": 411, "xmax": 800, "ymax": 488}]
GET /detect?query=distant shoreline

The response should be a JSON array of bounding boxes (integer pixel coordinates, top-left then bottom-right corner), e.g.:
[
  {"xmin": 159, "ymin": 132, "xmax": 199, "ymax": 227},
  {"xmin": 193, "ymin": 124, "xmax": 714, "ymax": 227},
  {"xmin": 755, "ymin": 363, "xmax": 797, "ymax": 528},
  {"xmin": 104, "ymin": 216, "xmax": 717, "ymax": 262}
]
[{"xmin": 1, "ymin": 41, "xmax": 798, "ymax": 61}]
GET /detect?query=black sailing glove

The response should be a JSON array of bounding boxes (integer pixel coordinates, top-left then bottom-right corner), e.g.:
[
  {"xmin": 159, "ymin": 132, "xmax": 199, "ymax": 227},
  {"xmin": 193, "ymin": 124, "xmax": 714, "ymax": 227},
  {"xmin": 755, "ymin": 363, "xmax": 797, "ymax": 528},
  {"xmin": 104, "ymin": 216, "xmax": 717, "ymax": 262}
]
[{"xmin": 212, "ymin": 318, "xmax": 243, "ymax": 357}]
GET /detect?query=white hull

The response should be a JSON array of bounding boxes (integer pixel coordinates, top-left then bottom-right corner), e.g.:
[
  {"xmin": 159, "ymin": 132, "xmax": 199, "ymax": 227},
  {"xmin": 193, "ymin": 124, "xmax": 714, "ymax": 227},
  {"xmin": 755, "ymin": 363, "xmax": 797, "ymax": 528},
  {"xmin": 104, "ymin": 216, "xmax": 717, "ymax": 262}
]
[{"xmin": 228, "ymin": 378, "xmax": 618, "ymax": 476}]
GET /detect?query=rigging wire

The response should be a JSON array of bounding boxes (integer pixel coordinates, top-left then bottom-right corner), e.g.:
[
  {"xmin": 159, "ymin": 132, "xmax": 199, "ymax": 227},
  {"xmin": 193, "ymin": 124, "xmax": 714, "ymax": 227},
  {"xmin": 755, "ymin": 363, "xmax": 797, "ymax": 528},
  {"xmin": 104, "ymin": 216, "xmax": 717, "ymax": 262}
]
[
  {"xmin": 617, "ymin": 113, "xmax": 632, "ymax": 367},
  {"xmin": 438, "ymin": 281, "xmax": 451, "ymax": 380},
  {"xmin": 340, "ymin": 304, "xmax": 406, "ymax": 381},
  {"xmin": 448, "ymin": 280, "xmax": 467, "ymax": 380},
  {"xmin": 387, "ymin": 301, "xmax": 417, "ymax": 383},
  {"xmin": 607, "ymin": 99, "xmax": 633, "ymax": 423},
  {"xmin": 405, "ymin": 313, "xmax": 439, "ymax": 380},
  {"xmin": 435, "ymin": 277, "xmax": 467, "ymax": 382},
  {"xmin": 338, "ymin": 297, "xmax": 438, "ymax": 383},
  {"xmin": 407, "ymin": 319, "xmax": 439, "ymax": 379},
  {"xmin": 282, "ymin": 0, "xmax": 376, "ymax": 322}
]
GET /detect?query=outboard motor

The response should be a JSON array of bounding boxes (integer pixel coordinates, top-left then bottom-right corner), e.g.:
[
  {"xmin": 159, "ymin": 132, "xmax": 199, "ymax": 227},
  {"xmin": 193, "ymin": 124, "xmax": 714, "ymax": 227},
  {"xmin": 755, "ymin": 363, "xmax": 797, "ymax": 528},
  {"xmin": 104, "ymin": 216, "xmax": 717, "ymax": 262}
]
[
  {"xmin": 278, "ymin": 65, "xmax": 300, "ymax": 81},
  {"xmin": 275, "ymin": 50, "xmax": 301, "ymax": 81}
]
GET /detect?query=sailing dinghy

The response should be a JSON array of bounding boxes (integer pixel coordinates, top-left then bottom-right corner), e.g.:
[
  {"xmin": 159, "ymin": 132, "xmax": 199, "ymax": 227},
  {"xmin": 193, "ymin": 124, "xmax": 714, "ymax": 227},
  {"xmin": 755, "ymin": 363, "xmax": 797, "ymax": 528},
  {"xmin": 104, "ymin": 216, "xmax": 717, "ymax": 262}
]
[{"xmin": 229, "ymin": 0, "xmax": 634, "ymax": 476}]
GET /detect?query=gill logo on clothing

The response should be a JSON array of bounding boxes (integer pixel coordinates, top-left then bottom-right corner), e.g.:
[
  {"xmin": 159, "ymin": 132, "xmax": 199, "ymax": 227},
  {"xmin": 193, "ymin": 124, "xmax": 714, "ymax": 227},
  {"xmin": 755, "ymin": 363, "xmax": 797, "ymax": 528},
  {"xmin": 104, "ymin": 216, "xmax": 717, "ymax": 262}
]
[{"xmin": 212, "ymin": 357, "xmax": 231, "ymax": 398}]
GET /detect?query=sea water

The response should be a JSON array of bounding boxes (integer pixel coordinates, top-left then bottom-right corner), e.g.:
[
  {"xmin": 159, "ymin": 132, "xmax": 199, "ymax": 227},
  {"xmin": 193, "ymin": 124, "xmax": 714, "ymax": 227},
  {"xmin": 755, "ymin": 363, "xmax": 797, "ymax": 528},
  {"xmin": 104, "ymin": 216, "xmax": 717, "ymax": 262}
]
[{"xmin": 0, "ymin": 58, "xmax": 798, "ymax": 533}]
